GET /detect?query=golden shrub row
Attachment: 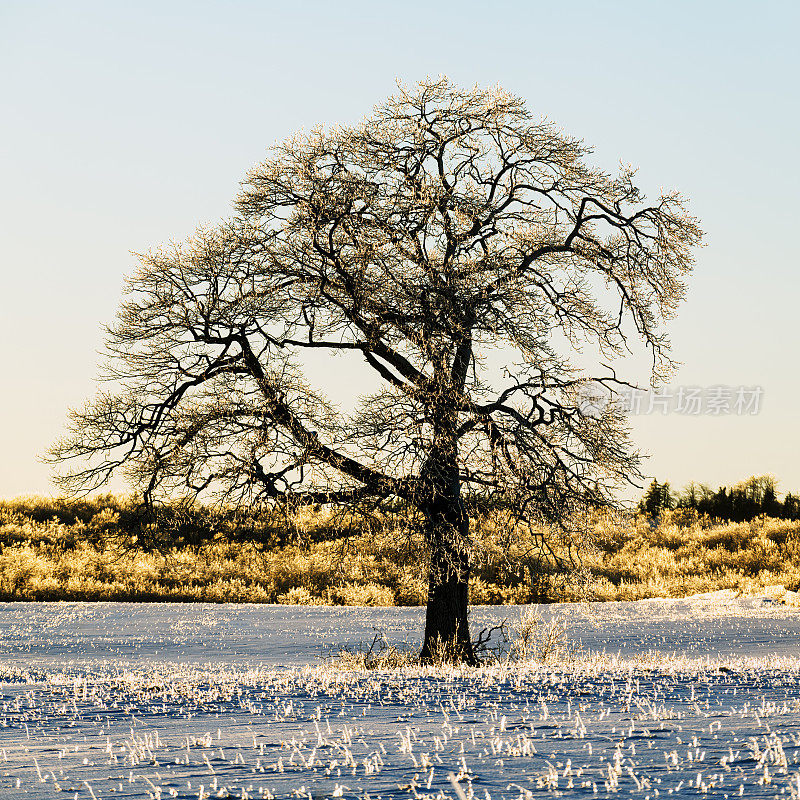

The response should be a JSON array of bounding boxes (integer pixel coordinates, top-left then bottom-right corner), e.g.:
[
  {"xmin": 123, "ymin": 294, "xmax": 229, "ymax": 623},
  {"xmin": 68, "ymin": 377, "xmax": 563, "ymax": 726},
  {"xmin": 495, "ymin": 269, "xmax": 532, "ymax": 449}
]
[{"xmin": 2, "ymin": 498, "xmax": 800, "ymax": 604}]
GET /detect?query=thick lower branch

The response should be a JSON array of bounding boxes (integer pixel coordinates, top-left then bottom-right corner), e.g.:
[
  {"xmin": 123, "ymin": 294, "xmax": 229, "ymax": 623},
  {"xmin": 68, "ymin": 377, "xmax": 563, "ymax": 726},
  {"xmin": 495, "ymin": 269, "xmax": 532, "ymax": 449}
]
[{"xmin": 237, "ymin": 335, "xmax": 405, "ymax": 498}]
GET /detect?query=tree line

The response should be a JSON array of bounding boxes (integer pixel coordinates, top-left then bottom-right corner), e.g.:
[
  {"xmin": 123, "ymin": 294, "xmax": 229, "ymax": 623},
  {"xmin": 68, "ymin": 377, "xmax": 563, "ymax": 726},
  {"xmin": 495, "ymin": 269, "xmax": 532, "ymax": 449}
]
[{"xmin": 639, "ymin": 475, "xmax": 800, "ymax": 522}]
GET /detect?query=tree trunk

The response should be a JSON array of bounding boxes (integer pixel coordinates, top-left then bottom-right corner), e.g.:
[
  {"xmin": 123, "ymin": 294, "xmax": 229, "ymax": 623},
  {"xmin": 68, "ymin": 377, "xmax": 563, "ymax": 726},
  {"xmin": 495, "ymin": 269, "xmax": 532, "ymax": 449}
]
[
  {"xmin": 418, "ymin": 452, "xmax": 477, "ymax": 665},
  {"xmin": 420, "ymin": 525, "xmax": 476, "ymax": 665}
]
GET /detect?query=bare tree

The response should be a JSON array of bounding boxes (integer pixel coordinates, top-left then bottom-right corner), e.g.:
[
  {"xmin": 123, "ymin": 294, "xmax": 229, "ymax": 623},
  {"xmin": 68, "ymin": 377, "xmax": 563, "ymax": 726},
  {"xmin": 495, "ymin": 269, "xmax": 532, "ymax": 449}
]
[{"xmin": 51, "ymin": 78, "xmax": 701, "ymax": 663}]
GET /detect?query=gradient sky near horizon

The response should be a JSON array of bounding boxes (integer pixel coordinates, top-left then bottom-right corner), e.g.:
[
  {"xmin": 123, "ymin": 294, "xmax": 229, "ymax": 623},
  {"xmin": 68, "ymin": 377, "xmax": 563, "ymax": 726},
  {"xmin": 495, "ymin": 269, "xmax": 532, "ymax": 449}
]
[{"xmin": 2, "ymin": 0, "xmax": 798, "ymax": 500}]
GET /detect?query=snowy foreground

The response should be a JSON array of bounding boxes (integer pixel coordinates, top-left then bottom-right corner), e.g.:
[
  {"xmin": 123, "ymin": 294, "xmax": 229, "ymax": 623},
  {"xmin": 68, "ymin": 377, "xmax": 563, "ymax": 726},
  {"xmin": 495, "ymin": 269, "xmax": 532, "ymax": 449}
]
[{"xmin": 2, "ymin": 593, "xmax": 800, "ymax": 799}]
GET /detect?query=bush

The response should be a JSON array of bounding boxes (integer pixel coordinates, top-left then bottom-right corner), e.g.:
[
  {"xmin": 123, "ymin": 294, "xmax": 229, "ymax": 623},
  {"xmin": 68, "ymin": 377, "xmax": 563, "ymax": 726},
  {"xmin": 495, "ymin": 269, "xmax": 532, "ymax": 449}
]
[
  {"xmin": 327, "ymin": 582, "xmax": 395, "ymax": 607},
  {"xmin": 3, "ymin": 494, "xmax": 800, "ymax": 605},
  {"xmin": 507, "ymin": 608, "xmax": 580, "ymax": 665},
  {"xmin": 333, "ymin": 632, "xmax": 418, "ymax": 669}
]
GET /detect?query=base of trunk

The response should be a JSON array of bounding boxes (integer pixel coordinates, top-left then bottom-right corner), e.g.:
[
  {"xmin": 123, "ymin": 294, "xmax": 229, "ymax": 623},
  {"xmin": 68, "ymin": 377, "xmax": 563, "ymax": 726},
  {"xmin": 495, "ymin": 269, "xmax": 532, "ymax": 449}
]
[
  {"xmin": 417, "ymin": 448, "xmax": 475, "ymax": 665},
  {"xmin": 420, "ymin": 574, "xmax": 477, "ymax": 665}
]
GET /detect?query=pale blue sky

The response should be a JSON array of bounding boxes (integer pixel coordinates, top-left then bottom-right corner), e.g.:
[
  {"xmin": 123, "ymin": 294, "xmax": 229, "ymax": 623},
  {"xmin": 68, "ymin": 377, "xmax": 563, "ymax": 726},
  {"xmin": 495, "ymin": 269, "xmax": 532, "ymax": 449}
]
[{"xmin": 1, "ymin": 0, "xmax": 797, "ymax": 499}]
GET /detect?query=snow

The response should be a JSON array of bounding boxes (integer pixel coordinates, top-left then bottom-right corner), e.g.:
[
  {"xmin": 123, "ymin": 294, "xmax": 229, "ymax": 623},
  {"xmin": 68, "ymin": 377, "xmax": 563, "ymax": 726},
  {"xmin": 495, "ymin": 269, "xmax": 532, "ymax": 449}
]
[{"xmin": 1, "ymin": 596, "xmax": 800, "ymax": 798}]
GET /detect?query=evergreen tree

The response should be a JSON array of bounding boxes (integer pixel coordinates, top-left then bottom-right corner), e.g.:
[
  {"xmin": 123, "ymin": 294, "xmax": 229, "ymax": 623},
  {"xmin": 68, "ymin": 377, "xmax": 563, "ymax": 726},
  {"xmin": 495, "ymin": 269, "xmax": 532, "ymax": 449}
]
[{"xmin": 639, "ymin": 480, "xmax": 674, "ymax": 518}]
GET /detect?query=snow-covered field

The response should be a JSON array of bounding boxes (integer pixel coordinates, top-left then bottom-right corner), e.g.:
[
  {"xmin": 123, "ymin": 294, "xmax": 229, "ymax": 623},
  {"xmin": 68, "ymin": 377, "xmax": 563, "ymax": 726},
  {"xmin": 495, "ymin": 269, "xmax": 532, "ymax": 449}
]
[{"xmin": 2, "ymin": 593, "xmax": 800, "ymax": 799}]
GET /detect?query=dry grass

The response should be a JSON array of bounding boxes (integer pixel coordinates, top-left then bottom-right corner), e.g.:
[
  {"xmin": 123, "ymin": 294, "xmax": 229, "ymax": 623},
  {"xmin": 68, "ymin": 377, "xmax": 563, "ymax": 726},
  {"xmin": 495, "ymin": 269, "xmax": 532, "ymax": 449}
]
[
  {"xmin": 582, "ymin": 510, "xmax": 800, "ymax": 601},
  {"xmin": 2, "ymin": 497, "xmax": 800, "ymax": 604}
]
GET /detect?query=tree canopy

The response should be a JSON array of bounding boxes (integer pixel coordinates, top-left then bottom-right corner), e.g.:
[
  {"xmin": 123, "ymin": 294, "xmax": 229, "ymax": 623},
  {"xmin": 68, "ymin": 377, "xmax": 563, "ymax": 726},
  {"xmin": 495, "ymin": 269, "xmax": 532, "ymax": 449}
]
[{"xmin": 51, "ymin": 78, "xmax": 702, "ymax": 662}]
